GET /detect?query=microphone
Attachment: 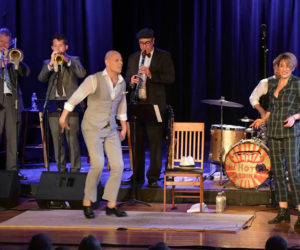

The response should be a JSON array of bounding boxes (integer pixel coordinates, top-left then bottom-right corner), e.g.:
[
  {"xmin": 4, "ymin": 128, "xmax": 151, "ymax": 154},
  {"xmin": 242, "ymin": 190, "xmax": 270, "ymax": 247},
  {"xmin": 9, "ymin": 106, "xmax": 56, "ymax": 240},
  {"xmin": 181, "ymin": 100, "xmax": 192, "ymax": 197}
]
[{"xmin": 261, "ymin": 24, "xmax": 267, "ymax": 38}]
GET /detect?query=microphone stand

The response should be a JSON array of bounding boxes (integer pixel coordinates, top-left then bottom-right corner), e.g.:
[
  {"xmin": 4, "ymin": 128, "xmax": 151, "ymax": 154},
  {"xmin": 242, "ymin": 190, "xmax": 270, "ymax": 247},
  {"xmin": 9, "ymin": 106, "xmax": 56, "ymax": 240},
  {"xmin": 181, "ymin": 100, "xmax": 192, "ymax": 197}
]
[
  {"xmin": 119, "ymin": 59, "xmax": 151, "ymax": 207},
  {"xmin": 42, "ymin": 64, "xmax": 59, "ymax": 171},
  {"xmin": 12, "ymin": 63, "xmax": 20, "ymax": 170},
  {"xmin": 261, "ymin": 24, "xmax": 268, "ymax": 79}
]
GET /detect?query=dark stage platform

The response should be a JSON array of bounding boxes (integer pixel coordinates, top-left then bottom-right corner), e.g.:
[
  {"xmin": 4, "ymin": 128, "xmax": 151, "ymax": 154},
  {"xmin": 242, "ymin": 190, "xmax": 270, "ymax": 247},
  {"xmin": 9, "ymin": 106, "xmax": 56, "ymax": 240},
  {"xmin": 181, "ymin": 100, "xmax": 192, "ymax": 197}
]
[{"xmin": 17, "ymin": 151, "xmax": 272, "ymax": 208}]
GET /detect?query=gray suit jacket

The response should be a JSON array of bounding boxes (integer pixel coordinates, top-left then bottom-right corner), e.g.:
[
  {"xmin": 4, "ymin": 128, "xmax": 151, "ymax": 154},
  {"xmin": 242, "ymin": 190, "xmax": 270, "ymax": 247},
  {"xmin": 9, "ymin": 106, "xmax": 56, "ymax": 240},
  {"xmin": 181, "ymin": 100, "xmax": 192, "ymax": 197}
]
[
  {"xmin": 38, "ymin": 55, "xmax": 86, "ymax": 100},
  {"xmin": 0, "ymin": 62, "xmax": 30, "ymax": 111}
]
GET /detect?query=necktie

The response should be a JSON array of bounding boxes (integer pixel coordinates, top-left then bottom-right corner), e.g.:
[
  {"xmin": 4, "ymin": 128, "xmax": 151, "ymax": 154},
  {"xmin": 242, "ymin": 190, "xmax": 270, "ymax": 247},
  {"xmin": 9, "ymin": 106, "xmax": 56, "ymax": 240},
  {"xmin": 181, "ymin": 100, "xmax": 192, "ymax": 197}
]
[
  {"xmin": 4, "ymin": 67, "xmax": 12, "ymax": 91},
  {"xmin": 57, "ymin": 70, "xmax": 63, "ymax": 96}
]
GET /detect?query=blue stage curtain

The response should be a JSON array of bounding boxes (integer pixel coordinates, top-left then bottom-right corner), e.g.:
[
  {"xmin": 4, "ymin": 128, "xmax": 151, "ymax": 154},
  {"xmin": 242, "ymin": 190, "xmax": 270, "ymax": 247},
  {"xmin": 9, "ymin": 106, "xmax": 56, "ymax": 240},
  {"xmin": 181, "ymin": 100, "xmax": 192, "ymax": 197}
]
[
  {"xmin": 0, "ymin": 0, "xmax": 112, "ymax": 108},
  {"xmin": 1, "ymin": 0, "xmax": 300, "ymax": 124},
  {"xmin": 112, "ymin": 0, "xmax": 300, "ymax": 125}
]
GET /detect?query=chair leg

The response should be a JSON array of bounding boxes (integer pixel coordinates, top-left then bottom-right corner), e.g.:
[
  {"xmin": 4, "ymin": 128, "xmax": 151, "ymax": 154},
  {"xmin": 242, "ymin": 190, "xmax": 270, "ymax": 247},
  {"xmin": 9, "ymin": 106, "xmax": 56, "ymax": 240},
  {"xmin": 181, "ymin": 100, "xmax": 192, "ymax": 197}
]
[
  {"xmin": 172, "ymin": 185, "xmax": 175, "ymax": 209},
  {"xmin": 39, "ymin": 112, "xmax": 48, "ymax": 169},
  {"xmin": 163, "ymin": 175, "xmax": 167, "ymax": 212},
  {"xmin": 21, "ymin": 112, "xmax": 29, "ymax": 169}
]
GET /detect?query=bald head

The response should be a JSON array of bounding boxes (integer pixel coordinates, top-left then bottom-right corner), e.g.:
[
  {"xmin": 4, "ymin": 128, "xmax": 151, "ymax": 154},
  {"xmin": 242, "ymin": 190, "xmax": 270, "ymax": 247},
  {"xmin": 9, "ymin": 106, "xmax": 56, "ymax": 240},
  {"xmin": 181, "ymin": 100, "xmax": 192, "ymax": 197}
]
[{"xmin": 105, "ymin": 50, "xmax": 123, "ymax": 75}]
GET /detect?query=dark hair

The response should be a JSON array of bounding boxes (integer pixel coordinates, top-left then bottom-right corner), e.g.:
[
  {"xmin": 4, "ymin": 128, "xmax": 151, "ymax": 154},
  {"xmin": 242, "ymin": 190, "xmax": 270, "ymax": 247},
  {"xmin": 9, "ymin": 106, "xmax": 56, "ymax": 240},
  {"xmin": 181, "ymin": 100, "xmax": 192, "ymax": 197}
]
[
  {"xmin": 265, "ymin": 235, "xmax": 287, "ymax": 250},
  {"xmin": 28, "ymin": 233, "xmax": 52, "ymax": 250},
  {"xmin": 0, "ymin": 28, "xmax": 12, "ymax": 38},
  {"xmin": 148, "ymin": 242, "xmax": 170, "ymax": 250},
  {"xmin": 52, "ymin": 33, "xmax": 68, "ymax": 45},
  {"xmin": 78, "ymin": 235, "xmax": 101, "ymax": 250}
]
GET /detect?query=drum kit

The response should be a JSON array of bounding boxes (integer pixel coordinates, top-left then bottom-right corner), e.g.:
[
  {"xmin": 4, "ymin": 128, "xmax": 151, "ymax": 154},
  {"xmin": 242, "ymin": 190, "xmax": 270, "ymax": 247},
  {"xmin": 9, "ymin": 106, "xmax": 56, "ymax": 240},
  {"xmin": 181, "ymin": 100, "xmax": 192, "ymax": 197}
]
[{"xmin": 202, "ymin": 97, "xmax": 271, "ymax": 189}]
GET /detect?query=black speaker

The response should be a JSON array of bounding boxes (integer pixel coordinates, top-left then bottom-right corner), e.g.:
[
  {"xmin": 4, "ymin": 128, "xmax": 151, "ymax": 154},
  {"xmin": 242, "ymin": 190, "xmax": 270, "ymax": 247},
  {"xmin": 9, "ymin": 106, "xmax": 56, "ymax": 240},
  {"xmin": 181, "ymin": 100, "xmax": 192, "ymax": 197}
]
[
  {"xmin": 0, "ymin": 170, "xmax": 20, "ymax": 208},
  {"xmin": 36, "ymin": 172, "xmax": 103, "ymax": 209}
]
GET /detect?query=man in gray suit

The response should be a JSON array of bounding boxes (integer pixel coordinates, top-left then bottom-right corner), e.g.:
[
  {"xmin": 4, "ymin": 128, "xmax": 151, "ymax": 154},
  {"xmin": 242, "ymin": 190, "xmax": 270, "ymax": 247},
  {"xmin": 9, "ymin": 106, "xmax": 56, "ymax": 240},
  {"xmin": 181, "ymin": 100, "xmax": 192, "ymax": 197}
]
[
  {"xmin": 38, "ymin": 34, "xmax": 86, "ymax": 172},
  {"xmin": 59, "ymin": 50, "xmax": 127, "ymax": 219},
  {"xmin": 0, "ymin": 28, "xmax": 30, "ymax": 178}
]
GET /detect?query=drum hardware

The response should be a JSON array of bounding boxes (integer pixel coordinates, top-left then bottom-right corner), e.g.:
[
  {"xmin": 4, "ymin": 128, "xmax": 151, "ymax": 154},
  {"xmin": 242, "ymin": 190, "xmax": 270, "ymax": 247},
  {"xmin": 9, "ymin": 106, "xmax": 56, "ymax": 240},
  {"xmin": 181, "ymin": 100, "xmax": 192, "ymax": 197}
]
[
  {"xmin": 239, "ymin": 116, "xmax": 254, "ymax": 123},
  {"xmin": 201, "ymin": 96, "xmax": 244, "ymax": 185}
]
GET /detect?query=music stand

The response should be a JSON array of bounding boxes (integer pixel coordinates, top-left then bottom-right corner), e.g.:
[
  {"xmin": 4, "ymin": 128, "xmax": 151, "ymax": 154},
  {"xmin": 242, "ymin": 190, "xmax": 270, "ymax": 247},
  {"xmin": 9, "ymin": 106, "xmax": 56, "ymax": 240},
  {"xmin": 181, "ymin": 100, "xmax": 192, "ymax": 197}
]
[{"xmin": 120, "ymin": 103, "xmax": 162, "ymax": 207}]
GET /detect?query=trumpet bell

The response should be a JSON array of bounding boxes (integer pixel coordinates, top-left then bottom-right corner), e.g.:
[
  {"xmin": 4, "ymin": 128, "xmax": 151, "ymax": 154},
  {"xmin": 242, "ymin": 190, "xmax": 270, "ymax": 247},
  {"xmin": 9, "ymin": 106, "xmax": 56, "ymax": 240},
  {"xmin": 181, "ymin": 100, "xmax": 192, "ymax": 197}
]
[
  {"xmin": 8, "ymin": 48, "xmax": 24, "ymax": 63},
  {"xmin": 54, "ymin": 54, "xmax": 64, "ymax": 65}
]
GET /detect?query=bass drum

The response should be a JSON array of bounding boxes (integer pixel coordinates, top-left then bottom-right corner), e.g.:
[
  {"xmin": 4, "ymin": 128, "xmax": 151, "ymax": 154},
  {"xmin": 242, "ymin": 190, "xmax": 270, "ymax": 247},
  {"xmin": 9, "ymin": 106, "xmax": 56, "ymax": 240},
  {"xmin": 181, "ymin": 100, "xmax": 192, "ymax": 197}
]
[{"xmin": 224, "ymin": 139, "xmax": 271, "ymax": 189}]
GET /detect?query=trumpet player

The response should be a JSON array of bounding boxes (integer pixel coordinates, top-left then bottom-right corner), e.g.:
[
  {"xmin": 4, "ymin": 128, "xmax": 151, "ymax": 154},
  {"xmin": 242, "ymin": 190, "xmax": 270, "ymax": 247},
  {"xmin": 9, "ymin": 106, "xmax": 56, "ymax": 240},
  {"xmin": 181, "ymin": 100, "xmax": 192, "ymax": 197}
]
[
  {"xmin": 0, "ymin": 28, "xmax": 30, "ymax": 178},
  {"xmin": 38, "ymin": 34, "xmax": 86, "ymax": 172}
]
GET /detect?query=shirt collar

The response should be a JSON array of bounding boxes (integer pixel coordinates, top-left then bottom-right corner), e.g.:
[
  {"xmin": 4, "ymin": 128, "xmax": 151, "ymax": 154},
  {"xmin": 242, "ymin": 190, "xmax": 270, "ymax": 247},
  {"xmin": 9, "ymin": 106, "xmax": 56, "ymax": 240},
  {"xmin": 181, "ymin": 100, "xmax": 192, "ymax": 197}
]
[
  {"xmin": 103, "ymin": 68, "xmax": 124, "ymax": 85},
  {"xmin": 140, "ymin": 48, "xmax": 154, "ymax": 57}
]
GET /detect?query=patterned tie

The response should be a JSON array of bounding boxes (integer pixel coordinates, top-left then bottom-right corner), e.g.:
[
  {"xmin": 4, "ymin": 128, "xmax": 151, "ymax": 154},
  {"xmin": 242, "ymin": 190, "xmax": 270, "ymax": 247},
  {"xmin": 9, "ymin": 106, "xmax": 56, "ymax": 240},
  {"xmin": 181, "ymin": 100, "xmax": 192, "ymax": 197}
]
[
  {"xmin": 56, "ymin": 70, "xmax": 63, "ymax": 96},
  {"xmin": 4, "ymin": 67, "xmax": 12, "ymax": 91}
]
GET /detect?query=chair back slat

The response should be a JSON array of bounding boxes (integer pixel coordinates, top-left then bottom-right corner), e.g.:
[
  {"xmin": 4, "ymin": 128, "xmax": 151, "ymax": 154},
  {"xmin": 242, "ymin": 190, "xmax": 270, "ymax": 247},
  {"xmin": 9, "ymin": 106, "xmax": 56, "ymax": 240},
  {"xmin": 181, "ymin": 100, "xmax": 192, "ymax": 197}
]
[{"xmin": 171, "ymin": 122, "xmax": 205, "ymax": 169}]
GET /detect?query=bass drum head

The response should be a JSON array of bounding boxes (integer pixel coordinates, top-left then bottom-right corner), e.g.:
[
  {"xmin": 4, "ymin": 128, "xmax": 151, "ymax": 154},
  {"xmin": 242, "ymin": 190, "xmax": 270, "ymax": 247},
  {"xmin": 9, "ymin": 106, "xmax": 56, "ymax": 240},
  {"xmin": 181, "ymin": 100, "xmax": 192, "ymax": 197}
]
[{"xmin": 224, "ymin": 139, "xmax": 271, "ymax": 189}]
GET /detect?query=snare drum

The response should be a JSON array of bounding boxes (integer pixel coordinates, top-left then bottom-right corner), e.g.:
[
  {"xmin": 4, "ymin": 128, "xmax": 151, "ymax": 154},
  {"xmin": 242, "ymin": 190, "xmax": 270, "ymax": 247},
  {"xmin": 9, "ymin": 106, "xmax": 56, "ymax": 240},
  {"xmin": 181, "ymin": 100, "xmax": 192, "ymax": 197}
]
[
  {"xmin": 209, "ymin": 124, "xmax": 246, "ymax": 163},
  {"xmin": 224, "ymin": 139, "xmax": 271, "ymax": 189}
]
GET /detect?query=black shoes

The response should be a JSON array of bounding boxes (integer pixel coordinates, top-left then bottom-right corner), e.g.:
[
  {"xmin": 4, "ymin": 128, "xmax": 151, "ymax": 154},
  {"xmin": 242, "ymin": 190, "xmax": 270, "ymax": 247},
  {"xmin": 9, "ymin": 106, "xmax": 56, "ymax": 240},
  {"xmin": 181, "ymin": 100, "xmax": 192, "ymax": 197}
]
[
  {"xmin": 83, "ymin": 205, "xmax": 95, "ymax": 219},
  {"xmin": 121, "ymin": 178, "xmax": 144, "ymax": 186},
  {"xmin": 294, "ymin": 211, "xmax": 300, "ymax": 230},
  {"xmin": 148, "ymin": 181, "xmax": 160, "ymax": 188},
  {"xmin": 106, "ymin": 206, "xmax": 127, "ymax": 217},
  {"xmin": 268, "ymin": 208, "xmax": 290, "ymax": 224}
]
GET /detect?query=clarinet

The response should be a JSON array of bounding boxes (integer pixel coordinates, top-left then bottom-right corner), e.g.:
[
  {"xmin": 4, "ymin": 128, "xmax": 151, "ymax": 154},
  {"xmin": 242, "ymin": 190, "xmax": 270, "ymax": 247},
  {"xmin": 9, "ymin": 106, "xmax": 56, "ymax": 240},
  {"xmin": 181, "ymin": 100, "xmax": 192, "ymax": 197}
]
[{"xmin": 132, "ymin": 51, "xmax": 146, "ymax": 103}]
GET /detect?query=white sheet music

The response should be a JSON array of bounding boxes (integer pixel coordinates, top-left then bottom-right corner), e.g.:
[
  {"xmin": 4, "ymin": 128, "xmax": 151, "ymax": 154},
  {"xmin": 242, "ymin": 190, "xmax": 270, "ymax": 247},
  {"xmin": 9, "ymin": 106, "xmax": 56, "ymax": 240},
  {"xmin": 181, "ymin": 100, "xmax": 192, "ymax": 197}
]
[{"xmin": 153, "ymin": 105, "xmax": 162, "ymax": 123}]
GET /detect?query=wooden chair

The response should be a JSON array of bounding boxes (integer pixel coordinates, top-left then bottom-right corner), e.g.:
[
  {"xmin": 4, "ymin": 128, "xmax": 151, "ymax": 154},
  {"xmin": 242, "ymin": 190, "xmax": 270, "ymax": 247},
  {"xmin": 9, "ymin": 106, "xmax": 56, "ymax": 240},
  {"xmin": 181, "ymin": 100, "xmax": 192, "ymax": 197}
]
[
  {"xmin": 21, "ymin": 110, "xmax": 48, "ymax": 169},
  {"xmin": 164, "ymin": 122, "xmax": 205, "ymax": 212}
]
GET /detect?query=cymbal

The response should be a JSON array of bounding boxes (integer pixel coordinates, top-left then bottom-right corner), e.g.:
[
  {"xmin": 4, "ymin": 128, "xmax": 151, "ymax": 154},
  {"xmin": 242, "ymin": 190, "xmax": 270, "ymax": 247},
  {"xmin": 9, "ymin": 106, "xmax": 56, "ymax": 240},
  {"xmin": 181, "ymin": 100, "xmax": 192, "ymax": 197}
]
[
  {"xmin": 201, "ymin": 98, "xmax": 244, "ymax": 108},
  {"xmin": 240, "ymin": 116, "xmax": 254, "ymax": 123}
]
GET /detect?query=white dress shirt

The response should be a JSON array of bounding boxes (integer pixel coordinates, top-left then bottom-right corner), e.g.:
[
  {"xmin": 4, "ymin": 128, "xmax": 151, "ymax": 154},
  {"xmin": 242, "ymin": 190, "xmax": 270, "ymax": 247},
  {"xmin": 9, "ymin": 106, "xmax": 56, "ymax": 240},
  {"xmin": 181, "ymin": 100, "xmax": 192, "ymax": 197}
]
[
  {"xmin": 64, "ymin": 69, "xmax": 127, "ymax": 121},
  {"xmin": 249, "ymin": 75, "xmax": 276, "ymax": 108}
]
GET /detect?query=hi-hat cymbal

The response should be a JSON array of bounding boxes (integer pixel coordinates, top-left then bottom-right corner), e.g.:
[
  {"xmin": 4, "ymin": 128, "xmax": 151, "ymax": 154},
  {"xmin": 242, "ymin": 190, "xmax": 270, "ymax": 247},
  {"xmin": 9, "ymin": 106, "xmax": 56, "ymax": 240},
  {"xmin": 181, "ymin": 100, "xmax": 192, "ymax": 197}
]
[
  {"xmin": 201, "ymin": 98, "xmax": 244, "ymax": 108},
  {"xmin": 240, "ymin": 116, "xmax": 254, "ymax": 123}
]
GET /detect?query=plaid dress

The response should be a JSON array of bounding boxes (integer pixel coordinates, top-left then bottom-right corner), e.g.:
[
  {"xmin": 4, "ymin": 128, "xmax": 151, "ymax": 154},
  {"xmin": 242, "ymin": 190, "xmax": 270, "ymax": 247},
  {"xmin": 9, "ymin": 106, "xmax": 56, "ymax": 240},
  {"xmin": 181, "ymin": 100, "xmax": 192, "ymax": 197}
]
[{"xmin": 267, "ymin": 75, "xmax": 300, "ymax": 203}]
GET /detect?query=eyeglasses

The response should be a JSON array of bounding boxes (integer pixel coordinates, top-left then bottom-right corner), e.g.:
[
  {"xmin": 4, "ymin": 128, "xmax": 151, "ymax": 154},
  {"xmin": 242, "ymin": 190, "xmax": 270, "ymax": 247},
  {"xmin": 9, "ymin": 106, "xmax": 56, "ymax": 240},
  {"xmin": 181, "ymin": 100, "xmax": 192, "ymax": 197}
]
[{"xmin": 139, "ymin": 41, "xmax": 152, "ymax": 46}]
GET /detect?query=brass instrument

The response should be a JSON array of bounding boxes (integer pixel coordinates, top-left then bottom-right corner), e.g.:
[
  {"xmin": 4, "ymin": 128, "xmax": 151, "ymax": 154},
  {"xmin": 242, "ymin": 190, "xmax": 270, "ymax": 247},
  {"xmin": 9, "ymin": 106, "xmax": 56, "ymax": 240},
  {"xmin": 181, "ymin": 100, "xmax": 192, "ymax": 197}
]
[
  {"xmin": 54, "ymin": 54, "xmax": 64, "ymax": 65},
  {"xmin": 166, "ymin": 105, "xmax": 175, "ymax": 170},
  {"xmin": 8, "ymin": 48, "xmax": 23, "ymax": 64}
]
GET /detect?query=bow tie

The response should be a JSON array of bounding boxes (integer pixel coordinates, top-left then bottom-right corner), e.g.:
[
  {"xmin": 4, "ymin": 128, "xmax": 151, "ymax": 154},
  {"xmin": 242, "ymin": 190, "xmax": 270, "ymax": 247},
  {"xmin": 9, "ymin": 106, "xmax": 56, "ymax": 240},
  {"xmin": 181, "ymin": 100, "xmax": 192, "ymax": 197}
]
[{"xmin": 142, "ymin": 52, "xmax": 151, "ymax": 58}]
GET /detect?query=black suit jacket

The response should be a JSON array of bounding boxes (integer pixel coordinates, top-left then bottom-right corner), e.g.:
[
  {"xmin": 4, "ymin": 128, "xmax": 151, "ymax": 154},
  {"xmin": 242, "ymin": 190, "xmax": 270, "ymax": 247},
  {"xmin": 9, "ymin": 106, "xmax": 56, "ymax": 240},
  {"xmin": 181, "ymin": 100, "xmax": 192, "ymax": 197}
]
[{"xmin": 125, "ymin": 48, "xmax": 175, "ymax": 117}]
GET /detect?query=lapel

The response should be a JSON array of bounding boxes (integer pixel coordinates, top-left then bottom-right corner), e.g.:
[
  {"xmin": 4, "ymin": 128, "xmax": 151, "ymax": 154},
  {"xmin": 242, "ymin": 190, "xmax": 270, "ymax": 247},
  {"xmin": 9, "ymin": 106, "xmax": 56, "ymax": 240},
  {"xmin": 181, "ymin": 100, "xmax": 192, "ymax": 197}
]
[{"xmin": 149, "ymin": 48, "xmax": 157, "ymax": 72}]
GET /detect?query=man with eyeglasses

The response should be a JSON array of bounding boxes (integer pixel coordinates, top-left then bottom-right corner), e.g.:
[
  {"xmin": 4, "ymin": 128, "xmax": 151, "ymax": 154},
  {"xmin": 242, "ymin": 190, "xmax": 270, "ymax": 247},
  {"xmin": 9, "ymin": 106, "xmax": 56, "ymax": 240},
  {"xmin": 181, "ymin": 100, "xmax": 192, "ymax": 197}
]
[
  {"xmin": 0, "ymin": 28, "xmax": 30, "ymax": 179},
  {"xmin": 123, "ymin": 28, "xmax": 175, "ymax": 188}
]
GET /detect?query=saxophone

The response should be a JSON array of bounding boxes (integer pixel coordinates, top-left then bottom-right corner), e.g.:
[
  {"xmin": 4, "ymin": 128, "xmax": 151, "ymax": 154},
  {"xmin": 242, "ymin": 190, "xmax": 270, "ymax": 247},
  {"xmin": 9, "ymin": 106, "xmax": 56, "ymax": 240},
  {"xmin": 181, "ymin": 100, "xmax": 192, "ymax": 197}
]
[{"xmin": 166, "ymin": 105, "xmax": 175, "ymax": 170}]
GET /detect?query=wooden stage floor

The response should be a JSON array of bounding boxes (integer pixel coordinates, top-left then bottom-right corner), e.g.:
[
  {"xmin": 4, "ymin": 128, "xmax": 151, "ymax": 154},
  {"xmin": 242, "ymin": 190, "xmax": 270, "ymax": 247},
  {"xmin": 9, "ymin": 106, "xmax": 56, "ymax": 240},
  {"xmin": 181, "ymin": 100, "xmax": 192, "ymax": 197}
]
[{"xmin": 1, "ymin": 199, "xmax": 300, "ymax": 250}]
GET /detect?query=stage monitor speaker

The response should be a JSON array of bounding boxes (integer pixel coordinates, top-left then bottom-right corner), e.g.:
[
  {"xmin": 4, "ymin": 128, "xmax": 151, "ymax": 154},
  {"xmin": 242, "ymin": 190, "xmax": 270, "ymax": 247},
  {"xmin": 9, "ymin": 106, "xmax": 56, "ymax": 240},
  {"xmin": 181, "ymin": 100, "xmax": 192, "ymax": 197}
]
[
  {"xmin": 0, "ymin": 170, "xmax": 20, "ymax": 208},
  {"xmin": 36, "ymin": 172, "xmax": 103, "ymax": 209}
]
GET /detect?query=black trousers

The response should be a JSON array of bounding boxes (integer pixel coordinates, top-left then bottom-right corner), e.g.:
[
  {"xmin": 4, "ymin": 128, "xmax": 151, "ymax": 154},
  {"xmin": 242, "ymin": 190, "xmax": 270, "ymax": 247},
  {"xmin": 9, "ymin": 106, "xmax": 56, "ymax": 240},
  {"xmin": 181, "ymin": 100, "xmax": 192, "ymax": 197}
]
[{"xmin": 130, "ymin": 122, "xmax": 163, "ymax": 183}]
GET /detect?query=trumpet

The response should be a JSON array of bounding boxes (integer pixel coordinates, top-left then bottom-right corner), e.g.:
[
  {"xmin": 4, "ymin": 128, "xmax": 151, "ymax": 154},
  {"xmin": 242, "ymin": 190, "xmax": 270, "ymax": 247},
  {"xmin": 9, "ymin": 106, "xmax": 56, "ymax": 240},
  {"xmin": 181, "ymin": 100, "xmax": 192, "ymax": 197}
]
[
  {"xmin": 8, "ymin": 48, "xmax": 24, "ymax": 64},
  {"xmin": 54, "ymin": 53, "xmax": 64, "ymax": 65}
]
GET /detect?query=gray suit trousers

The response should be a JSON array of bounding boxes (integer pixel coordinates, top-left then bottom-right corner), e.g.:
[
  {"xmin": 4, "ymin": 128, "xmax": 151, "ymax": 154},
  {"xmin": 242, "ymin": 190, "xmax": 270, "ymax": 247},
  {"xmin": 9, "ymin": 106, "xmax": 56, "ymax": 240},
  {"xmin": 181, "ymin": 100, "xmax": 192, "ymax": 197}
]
[
  {"xmin": 82, "ymin": 128, "xmax": 124, "ymax": 203},
  {"xmin": 0, "ymin": 95, "xmax": 21, "ymax": 170},
  {"xmin": 49, "ymin": 113, "xmax": 81, "ymax": 171}
]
